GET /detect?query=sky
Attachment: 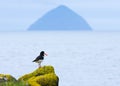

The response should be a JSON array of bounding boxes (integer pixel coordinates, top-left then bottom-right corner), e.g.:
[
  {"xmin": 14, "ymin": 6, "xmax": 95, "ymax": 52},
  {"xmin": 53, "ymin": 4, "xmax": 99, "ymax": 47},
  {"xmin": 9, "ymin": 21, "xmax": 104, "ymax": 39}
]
[{"xmin": 0, "ymin": 0, "xmax": 120, "ymax": 31}]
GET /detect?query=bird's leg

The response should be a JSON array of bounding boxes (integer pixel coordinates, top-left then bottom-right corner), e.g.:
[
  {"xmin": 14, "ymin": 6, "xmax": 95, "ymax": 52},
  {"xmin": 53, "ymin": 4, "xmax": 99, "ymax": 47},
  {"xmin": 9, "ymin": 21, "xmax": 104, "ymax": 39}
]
[{"xmin": 38, "ymin": 62, "xmax": 41, "ymax": 68}]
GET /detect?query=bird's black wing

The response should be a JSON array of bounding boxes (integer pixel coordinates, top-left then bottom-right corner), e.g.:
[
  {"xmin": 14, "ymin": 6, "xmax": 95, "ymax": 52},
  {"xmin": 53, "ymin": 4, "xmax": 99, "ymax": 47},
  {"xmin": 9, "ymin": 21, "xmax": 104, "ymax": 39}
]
[{"xmin": 32, "ymin": 56, "xmax": 40, "ymax": 62}]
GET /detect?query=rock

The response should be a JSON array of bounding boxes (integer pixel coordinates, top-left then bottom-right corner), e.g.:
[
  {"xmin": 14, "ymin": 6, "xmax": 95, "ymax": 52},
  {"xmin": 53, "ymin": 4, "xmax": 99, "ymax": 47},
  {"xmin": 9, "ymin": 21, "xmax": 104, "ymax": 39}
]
[
  {"xmin": 0, "ymin": 66, "xmax": 58, "ymax": 86},
  {"xmin": 18, "ymin": 65, "xmax": 59, "ymax": 86},
  {"xmin": 0, "ymin": 74, "xmax": 16, "ymax": 82},
  {"xmin": 28, "ymin": 5, "xmax": 92, "ymax": 31},
  {"xmin": 0, "ymin": 74, "xmax": 16, "ymax": 85}
]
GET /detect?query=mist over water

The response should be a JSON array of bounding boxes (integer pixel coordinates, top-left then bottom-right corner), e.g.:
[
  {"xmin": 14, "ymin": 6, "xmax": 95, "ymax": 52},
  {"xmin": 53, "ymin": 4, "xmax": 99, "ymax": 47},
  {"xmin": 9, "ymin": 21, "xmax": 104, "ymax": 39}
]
[{"xmin": 0, "ymin": 31, "xmax": 120, "ymax": 86}]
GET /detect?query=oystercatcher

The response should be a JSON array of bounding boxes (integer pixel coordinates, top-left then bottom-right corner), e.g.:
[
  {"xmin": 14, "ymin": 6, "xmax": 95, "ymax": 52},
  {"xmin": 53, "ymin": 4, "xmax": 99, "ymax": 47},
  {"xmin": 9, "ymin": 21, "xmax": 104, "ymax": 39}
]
[{"xmin": 33, "ymin": 51, "xmax": 47, "ymax": 68}]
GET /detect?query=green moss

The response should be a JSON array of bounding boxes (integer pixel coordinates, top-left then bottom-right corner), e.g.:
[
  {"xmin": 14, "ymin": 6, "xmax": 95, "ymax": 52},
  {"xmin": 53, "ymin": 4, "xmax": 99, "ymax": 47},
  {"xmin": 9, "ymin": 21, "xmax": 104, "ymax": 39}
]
[
  {"xmin": 0, "ymin": 74, "xmax": 16, "ymax": 81},
  {"xmin": 28, "ymin": 73, "xmax": 58, "ymax": 86},
  {"xmin": 0, "ymin": 74, "xmax": 25, "ymax": 86},
  {"xmin": 18, "ymin": 65, "xmax": 55, "ymax": 81},
  {"xmin": 18, "ymin": 65, "xmax": 59, "ymax": 86},
  {"xmin": 1, "ymin": 81, "xmax": 26, "ymax": 86},
  {"xmin": 0, "ymin": 65, "xmax": 59, "ymax": 86}
]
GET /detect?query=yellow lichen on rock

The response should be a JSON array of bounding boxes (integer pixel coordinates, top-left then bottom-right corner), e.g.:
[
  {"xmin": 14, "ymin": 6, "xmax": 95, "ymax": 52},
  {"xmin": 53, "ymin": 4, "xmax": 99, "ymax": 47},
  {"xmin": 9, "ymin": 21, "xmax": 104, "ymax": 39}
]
[
  {"xmin": 18, "ymin": 66, "xmax": 55, "ymax": 81},
  {"xmin": 0, "ymin": 74, "xmax": 16, "ymax": 81},
  {"xmin": 18, "ymin": 65, "xmax": 59, "ymax": 86},
  {"xmin": 28, "ymin": 73, "xmax": 58, "ymax": 86},
  {"xmin": 28, "ymin": 77, "xmax": 41, "ymax": 86}
]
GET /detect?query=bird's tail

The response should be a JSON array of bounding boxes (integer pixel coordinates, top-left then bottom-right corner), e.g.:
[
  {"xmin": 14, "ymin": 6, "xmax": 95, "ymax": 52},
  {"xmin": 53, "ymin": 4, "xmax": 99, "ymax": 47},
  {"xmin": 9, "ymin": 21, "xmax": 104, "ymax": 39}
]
[{"xmin": 32, "ymin": 60, "xmax": 35, "ymax": 62}]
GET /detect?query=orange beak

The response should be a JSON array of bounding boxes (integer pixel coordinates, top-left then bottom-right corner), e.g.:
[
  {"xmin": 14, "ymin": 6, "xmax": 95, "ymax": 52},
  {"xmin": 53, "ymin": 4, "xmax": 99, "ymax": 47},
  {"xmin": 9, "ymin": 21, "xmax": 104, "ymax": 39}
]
[{"xmin": 44, "ymin": 53, "xmax": 48, "ymax": 56}]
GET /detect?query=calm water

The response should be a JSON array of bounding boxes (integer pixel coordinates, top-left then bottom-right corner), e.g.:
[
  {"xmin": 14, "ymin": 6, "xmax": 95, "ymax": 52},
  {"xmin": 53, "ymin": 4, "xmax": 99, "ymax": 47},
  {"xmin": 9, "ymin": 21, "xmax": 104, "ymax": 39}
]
[{"xmin": 0, "ymin": 31, "xmax": 120, "ymax": 86}]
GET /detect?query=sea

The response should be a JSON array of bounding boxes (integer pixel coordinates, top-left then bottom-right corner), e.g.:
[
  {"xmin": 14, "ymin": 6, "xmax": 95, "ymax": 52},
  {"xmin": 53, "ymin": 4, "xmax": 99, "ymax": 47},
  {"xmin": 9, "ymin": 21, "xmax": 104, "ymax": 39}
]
[{"xmin": 0, "ymin": 31, "xmax": 120, "ymax": 86}]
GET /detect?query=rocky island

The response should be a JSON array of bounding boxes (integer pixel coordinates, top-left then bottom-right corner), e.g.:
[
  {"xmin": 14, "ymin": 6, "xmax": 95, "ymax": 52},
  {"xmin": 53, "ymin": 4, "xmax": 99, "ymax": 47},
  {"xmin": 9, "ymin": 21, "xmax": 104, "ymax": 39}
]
[{"xmin": 28, "ymin": 5, "xmax": 92, "ymax": 31}]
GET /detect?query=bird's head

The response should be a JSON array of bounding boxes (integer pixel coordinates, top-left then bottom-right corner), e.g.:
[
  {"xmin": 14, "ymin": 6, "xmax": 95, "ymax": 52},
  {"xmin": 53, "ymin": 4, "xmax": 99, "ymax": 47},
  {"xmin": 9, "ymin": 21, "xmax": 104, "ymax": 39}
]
[{"xmin": 40, "ymin": 51, "xmax": 48, "ymax": 56}]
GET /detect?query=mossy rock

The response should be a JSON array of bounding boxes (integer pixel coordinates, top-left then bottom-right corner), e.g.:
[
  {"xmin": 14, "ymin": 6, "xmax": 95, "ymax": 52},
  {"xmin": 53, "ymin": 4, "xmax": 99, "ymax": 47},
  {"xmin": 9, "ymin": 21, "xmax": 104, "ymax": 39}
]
[
  {"xmin": 1, "ymin": 81, "xmax": 26, "ymax": 86},
  {"xmin": 0, "ymin": 74, "xmax": 17, "ymax": 86},
  {"xmin": 0, "ymin": 74, "xmax": 16, "ymax": 82},
  {"xmin": 18, "ymin": 66, "xmax": 55, "ymax": 81},
  {"xmin": 18, "ymin": 65, "xmax": 59, "ymax": 86},
  {"xmin": 28, "ymin": 73, "xmax": 59, "ymax": 86}
]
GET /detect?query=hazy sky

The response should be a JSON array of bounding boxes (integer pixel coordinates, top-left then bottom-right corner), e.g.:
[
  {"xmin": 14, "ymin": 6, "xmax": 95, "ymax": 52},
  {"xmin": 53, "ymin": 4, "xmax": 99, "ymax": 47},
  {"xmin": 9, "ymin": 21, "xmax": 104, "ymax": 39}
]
[{"xmin": 0, "ymin": 0, "xmax": 120, "ymax": 31}]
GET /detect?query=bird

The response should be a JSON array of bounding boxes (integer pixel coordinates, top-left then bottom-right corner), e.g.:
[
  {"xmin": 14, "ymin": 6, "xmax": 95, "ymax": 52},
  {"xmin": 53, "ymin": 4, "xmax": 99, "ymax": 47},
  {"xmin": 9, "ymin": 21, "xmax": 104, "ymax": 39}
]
[{"xmin": 33, "ymin": 51, "xmax": 47, "ymax": 68}]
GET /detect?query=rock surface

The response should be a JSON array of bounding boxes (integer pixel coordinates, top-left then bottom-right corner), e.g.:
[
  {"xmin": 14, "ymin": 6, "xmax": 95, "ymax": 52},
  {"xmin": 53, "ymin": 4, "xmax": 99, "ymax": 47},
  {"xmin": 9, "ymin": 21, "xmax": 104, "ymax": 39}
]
[
  {"xmin": 19, "ymin": 65, "xmax": 59, "ymax": 86},
  {"xmin": 0, "ymin": 74, "xmax": 16, "ymax": 82},
  {"xmin": 0, "ymin": 74, "xmax": 16, "ymax": 85},
  {"xmin": 0, "ymin": 66, "xmax": 59, "ymax": 86}
]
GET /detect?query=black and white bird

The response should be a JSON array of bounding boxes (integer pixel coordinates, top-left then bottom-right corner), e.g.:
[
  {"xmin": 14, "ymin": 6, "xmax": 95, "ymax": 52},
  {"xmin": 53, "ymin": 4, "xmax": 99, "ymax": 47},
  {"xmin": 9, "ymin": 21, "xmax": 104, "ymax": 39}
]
[{"xmin": 33, "ymin": 51, "xmax": 47, "ymax": 68}]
